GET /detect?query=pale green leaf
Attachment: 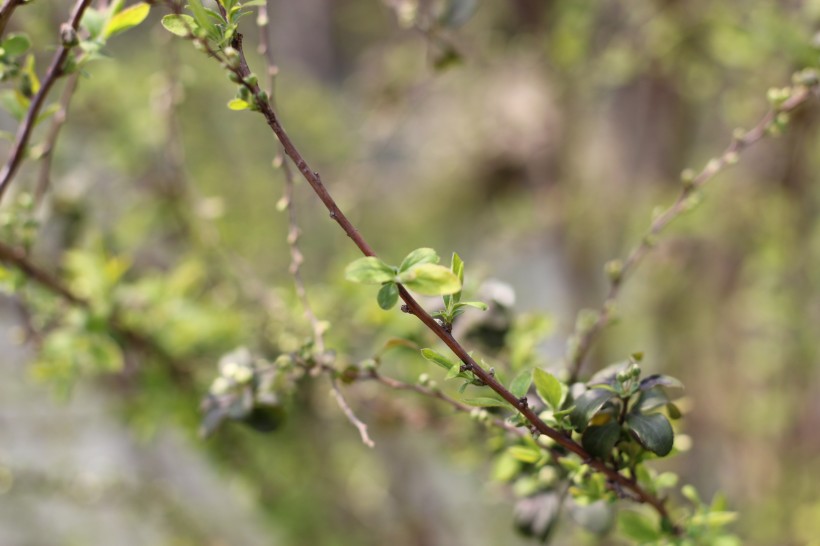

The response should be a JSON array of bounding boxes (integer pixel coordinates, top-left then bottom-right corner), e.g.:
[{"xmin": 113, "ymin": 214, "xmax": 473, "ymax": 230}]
[
  {"xmin": 397, "ymin": 263, "xmax": 461, "ymax": 296},
  {"xmin": 398, "ymin": 247, "xmax": 439, "ymax": 272},
  {"xmin": 161, "ymin": 14, "xmax": 198, "ymax": 37},
  {"xmin": 344, "ymin": 257, "xmax": 395, "ymax": 284},
  {"xmin": 533, "ymin": 368, "xmax": 563, "ymax": 410}
]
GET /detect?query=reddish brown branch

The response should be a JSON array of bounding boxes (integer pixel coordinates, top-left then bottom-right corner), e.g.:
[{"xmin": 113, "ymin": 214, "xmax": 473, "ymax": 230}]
[
  {"xmin": 0, "ymin": 0, "xmax": 93, "ymax": 202},
  {"xmin": 0, "ymin": 0, "xmax": 24, "ymax": 38}
]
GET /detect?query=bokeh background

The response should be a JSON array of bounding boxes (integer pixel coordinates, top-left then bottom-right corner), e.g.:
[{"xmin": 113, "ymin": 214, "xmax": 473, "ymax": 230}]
[{"xmin": 1, "ymin": 0, "xmax": 820, "ymax": 544}]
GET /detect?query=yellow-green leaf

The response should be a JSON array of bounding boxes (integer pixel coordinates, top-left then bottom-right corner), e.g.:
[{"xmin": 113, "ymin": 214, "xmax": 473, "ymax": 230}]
[{"xmin": 104, "ymin": 2, "xmax": 150, "ymax": 38}]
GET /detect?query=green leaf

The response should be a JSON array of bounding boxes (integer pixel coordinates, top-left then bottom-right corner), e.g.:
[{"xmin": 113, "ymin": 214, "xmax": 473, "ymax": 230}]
[
  {"xmin": 691, "ymin": 511, "xmax": 738, "ymax": 528},
  {"xmin": 2, "ymin": 34, "xmax": 31, "ymax": 56},
  {"xmin": 103, "ymin": 2, "xmax": 150, "ymax": 38},
  {"xmin": 507, "ymin": 445, "xmax": 541, "ymax": 463},
  {"xmin": 510, "ymin": 369, "xmax": 532, "ymax": 399},
  {"xmin": 420, "ymin": 348, "xmax": 457, "ymax": 370},
  {"xmin": 81, "ymin": 8, "xmax": 107, "ymax": 40},
  {"xmin": 639, "ymin": 374, "xmax": 684, "ymax": 391},
  {"xmin": 569, "ymin": 388, "xmax": 616, "ymax": 431},
  {"xmin": 463, "ymin": 396, "xmax": 510, "ymax": 408},
  {"xmin": 533, "ymin": 368, "xmax": 563, "ymax": 410},
  {"xmin": 626, "ymin": 413, "xmax": 674, "ymax": 456},
  {"xmin": 398, "ymin": 247, "xmax": 439, "ymax": 272},
  {"xmin": 453, "ymin": 301, "xmax": 488, "ymax": 311},
  {"xmin": 161, "ymin": 14, "xmax": 198, "ymax": 37},
  {"xmin": 344, "ymin": 257, "xmax": 395, "ymax": 284},
  {"xmin": 377, "ymin": 283, "xmax": 399, "ymax": 310},
  {"xmin": 397, "ymin": 263, "xmax": 461, "ymax": 296},
  {"xmin": 618, "ymin": 511, "xmax": 661, "ymax": 542},
  {"xmin": 445, "ymin": 363, "xmax": 462, "ymax": 379},
  {"xmin": 188, "ymin": 0, "xmax": 219, "ymax": 38},
  {"xmin": 227, "ymin": 98, "xmax": 250, "ymax": 110},
  {"xmin": 581, "ymin": 421, "xmax": 621, "ymax": 459}
]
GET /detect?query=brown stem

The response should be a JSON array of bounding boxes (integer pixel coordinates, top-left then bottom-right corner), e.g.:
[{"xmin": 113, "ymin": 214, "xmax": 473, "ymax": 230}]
[
  {"xmin": 566, "ymin": 85, "xmax": 818, "ymax": 383},
  {"xmin": 0, "ymin": 0, "xmax": 93, "ymax": 203},
  {"xmin": 0, "ymin": 0, "xmax": 24, "ymax": 38}
]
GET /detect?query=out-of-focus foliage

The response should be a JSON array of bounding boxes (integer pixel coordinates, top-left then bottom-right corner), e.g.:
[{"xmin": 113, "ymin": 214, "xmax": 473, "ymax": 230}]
[{"xmin": 0, "ymin": 0, "xmax": 819, "ymax": 545}]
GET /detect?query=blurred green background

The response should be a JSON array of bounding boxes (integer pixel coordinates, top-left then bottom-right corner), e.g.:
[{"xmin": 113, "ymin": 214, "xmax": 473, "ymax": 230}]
[{"xmin": 1, "ymin": 0, "xmax": 820, "ymax": 544}]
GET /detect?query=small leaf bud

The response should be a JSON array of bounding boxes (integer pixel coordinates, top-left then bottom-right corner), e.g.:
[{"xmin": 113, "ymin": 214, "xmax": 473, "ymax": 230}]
[
  {"xmin": 244, "ymin": 73, "xmax": 258, "ymax": 87},
  {"xmin": 60, "ymin": 24, "xmax": 79, "ymax": 47},
  {"xmin": 732, "ymin": 128, "xmax": 746, "ymax": 142},
  {"xmin": 223, "ymin": 47, "xmax": 240, "ymax": 68},
  {"xmin": 418, "ymin": 373, "xmax": 431, "ymax": 386},
  {"xmin": 724, "ymin": 151, "xmax": 739, "ymax": 165},
  {"xmin": 680, "ymin": 168, "xmax": 696, "ymax": 187},
  {"xmin": 628, "ymin": 362, "xmax": 641, "ymax": 378},
  {"xmin": 604, "ymin": 259, "xmax": 623, "ymax": 284}
]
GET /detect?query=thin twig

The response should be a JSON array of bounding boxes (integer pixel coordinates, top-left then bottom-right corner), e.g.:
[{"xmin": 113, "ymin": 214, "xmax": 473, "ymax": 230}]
[
  {"xmin": 329, "ymin": 375, "xmax": 375, "ymax": 447},
  {"xmin": 34, "ymin": 72, "xmax": 80, "ymax": 207},
  {"xmin": 0, "ymin": 0, "xmax": 93, "ymax": 202},
  {"xmin": 565, "ymin": 84, "xmax": 819, "ymax": 383}
]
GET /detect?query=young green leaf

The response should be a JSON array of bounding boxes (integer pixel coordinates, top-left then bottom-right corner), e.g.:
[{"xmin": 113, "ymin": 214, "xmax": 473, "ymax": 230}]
[
  {"xmin": 454, "ymin": 301, "xmax": 488, "ymax": 311},
  {"xmin": 569, "ymin": 388, "xmax": 616, "ymax": 431},
  {"xmin": 463, "ymin": 396, "xmax": 510, "ymax": 408},
  {"xmin": 451, "ymin": 252, "xmax": 464, "ymax": 302},
  {"xmin": 398, "ymin": 247, "xmax": 439, "ymax": 272},
  {"xmin": 445, "ymin": 363, "xmax": 462, "ymax": 379},
  {"xmin": 618, "ymin": 511, "xmax": 661, "ymax": 542},
  {"xmin": 81, "ymin": 8, "xmax": 107, "ymax": 40},
  {"xmin": 377, "ymin": 282, "xmax": 399, "ymax": 310},
  {"xmin": 103, "ymin": 2, "xmax": 150, "ymax": 38},
  {"xmin": 227, "ymin": 98, "xmax": 250, "ymax": 111},
  {"xmin": 626, "ymin": 413, "xmax": 674, "ymax": 456},
  {"xmin": 510, "ymin": 369, "xmax": 532, "ymax": 399},
  {"xmin": 507, "ymin": 445, "xmax": 541, "ymax": 463},
  {"xmin": 2, "ymin": 34, "xmax": 31, "ymax": 56},
  {"xmin": 397, "ymin": 263, "xmax": 460, "ymax": 295},
  {"xmin": 533, "ymin": 368, "xmax": 563, "ymax": 410},
  {"xmin": 344, "ymin": 257, "xmax": 395, "ymax": 284},
  {"xmin": 161, "ymin": 14, "xmax": 198, "ymax": 37},
  {"xmin": 420, "ymin": 348, "xmax": 457, "ymax": 370}
]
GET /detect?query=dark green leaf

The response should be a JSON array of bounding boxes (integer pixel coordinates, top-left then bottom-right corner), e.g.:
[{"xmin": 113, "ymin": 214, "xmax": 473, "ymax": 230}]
[
  {"xmin": 581, "ymin": 421, "xmax": 621, "ymax": 459},
  {"xmin": 639, "ymin": 374, "xmax": 684, "ymax": 391},
  {"xmin": 570, "ymin": 388, "xmax": 616, "ymax": 431},
  {"xmin": 377, "ymin": 282, "xmax": 399, "ymax": 310},
  {"xmin": 420, "ymin": 348, "xmax": 457, "ymax": 370},
  {"xmin": 635, "ymin": 388, "xmax": 669, "ymax": 412},
  {"xmin": 397, "ymin": 263, "xmax": 461, "ymax": 295},
  {"xmin": 626, "ymin": 413, "xmax": 674, "ymax": 456},
  {"xmin": 344, "ymin": 257, "xmax": 395, "ymax": 284},
  {"xmin": 533, "ymin": 368, "xmax": 563, "ymax": 410},
  {"xmin": 510, "ymin": 369, "xmax": 532, "ymax": 398},
  {"xmin": 618, "ymin": 511, "xmax": 661, "ymax": 542},
  {"xmin": 398, "ymin": 247, "xmax": 439, "ymax": 272}
]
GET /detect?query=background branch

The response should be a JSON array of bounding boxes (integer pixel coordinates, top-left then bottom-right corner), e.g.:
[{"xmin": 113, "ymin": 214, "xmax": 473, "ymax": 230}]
[{"xmin": 566, "ymin": 83, "xmax": 819, "ymax": 383}]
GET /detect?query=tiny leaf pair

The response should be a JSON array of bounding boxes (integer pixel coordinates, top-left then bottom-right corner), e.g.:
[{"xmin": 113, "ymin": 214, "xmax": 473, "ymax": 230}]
[{"xmin": 345, "ymin": 248, "xmax": 461, "ymax": 310}]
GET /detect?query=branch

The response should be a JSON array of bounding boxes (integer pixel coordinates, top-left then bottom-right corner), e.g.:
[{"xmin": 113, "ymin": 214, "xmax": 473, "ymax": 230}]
[
  {"xmin": 0, "ymin": 239, "xmax": 190, "ymax": 385},
  {"xmin": 565, "ymin": 82, "xmax": 819, "ymax": 383},
  {"xmin": 164, "ymin": 9, "xmax": 681, "ymax": 528},
  {"xmin": 34, "ymin": 72, "xmax": 81, "ymax": 207},
  {"xmin": 0, "ymin": 0, "xmax": 93, "ymax": 203},
  {"xmin": 0, "ymin": 0, "xmax": 24, "ymax": 38}
]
